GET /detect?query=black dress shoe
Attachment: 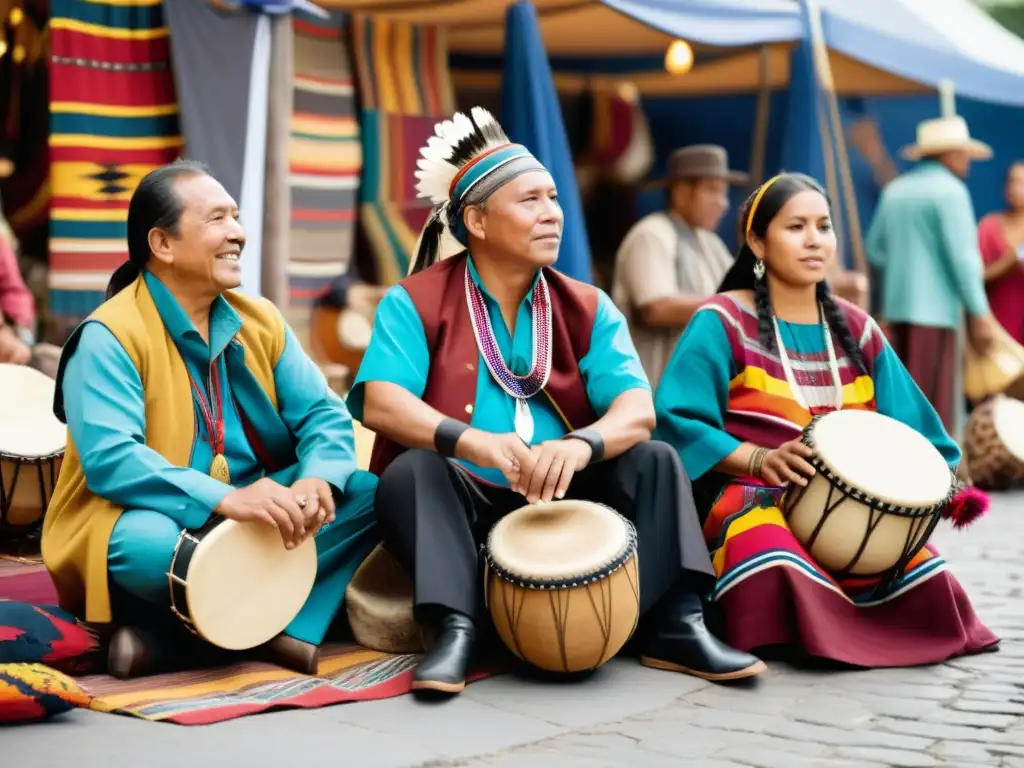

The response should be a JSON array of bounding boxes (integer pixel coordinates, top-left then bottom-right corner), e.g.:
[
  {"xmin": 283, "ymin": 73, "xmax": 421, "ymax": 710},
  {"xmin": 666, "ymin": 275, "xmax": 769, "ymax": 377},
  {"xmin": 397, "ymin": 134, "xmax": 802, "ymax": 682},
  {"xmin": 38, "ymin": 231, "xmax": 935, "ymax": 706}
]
[
  {"xmin": 412, "ymin": 612, "xmax": 475, "ymax": 695},
  {"xmin": 640, "ymin": 610, "xmax": 766, "ymax": 682}
]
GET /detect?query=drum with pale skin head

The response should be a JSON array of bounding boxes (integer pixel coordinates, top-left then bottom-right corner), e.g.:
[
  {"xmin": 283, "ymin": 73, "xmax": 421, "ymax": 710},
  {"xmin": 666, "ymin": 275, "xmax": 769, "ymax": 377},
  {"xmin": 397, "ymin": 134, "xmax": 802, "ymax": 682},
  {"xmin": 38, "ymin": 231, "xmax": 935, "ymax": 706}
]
[
  {"xmin": 783, "ymin": 409, "xmax": 956, "ymax": 580},
  {"xmin": 0, "ymin": 364, "xmax": 65, "ymax": 546},
  {"xmin": 484, "ymin": 500, "xmax": 640, "ymax": 674},
  {"xmin": 168, "ymin": 517, "xmax": 318, "ymax": 650},
  {"xmin": 963, "ymin": 395, "xmax": 1024, "ymax": 491}
]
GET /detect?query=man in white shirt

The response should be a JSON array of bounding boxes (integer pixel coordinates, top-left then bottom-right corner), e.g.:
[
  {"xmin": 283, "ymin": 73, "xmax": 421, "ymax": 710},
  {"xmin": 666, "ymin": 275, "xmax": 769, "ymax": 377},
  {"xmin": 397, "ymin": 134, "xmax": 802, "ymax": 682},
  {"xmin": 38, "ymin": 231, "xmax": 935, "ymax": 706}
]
[{"xmin": 612, "ymin": 145, "xmax": 746, "ymax": 390}]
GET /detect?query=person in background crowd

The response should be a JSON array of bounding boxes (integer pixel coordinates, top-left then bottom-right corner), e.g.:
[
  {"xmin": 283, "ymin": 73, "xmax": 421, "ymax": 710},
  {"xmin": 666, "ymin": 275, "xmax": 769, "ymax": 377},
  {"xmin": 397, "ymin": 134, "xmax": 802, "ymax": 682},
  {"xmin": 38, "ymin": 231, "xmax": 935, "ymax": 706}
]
[
  {"xmin": 866, "ymin": 115, "xmax": 998, "ymax": 438},
  {"xmin": 977, "ymin": 160, "xmax": 1024, "ymax": 345},
  {"xmin": 0, "ymin": 215, "xmax": 58, "ymax": 377},
  {"xmin": 611, "ymin": 145, "xmax": 746, "ymax": 390}
]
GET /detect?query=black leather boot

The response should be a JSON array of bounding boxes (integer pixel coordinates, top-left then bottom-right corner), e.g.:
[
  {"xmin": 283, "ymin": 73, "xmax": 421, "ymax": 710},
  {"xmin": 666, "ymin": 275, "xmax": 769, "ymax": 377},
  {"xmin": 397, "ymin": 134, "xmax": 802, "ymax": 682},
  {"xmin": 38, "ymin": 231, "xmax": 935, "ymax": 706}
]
[
  {"xmin": 106, "ymin": 625, "xmax": 176, "ymax": 680},
  {"xmin": 411, "ymin": 612, "xmax": 475, "ymax": 695},
  {"xmin": 640, "ymin": 593, "xmax": 765, "ymax": 682}
]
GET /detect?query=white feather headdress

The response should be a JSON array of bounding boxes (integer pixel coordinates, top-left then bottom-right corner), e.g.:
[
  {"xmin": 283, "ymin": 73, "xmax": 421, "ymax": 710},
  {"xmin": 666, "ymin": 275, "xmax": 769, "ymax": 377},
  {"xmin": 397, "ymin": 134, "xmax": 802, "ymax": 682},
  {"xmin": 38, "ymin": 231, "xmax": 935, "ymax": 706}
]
[{"xmin": 413, "ymin": 106, "xmax": 510, "ymax": 212}]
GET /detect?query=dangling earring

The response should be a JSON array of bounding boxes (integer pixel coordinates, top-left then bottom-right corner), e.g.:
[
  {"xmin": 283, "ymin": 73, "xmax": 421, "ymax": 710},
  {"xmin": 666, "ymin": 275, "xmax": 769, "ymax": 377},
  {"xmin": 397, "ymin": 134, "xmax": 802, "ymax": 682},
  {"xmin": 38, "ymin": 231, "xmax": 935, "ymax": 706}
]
[{"xmin": 753, "ymin": 259, "xmax": 766, "ymax": 280}]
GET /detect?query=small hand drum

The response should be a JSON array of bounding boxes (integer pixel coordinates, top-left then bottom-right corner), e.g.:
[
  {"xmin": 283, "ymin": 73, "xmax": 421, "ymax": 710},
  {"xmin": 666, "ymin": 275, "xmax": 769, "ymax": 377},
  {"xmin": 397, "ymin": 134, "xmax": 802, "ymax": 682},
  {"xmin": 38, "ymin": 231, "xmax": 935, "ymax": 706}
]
[
  {"xmin": 0, "ymin": 364, "xmax": 65, "ymax": 546},
  {"xmin": 783, "ymin": 409, "xmax": 956, "ymax": 579},
  {"xmin": 483, "ymin": 500, "xmax": 640, "ymax": 674},
  {"xmin": 168, "ymin": 517, "xmax": 318, "ymax": 650}
]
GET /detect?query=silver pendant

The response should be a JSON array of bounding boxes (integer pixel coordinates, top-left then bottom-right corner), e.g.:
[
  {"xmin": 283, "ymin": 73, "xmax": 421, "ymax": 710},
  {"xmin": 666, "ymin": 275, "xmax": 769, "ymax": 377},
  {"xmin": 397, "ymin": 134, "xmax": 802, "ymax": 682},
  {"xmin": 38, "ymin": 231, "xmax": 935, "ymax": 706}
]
[{"xmin": 514, "ymin": 397, "xmax": 534, "ymax": 443}]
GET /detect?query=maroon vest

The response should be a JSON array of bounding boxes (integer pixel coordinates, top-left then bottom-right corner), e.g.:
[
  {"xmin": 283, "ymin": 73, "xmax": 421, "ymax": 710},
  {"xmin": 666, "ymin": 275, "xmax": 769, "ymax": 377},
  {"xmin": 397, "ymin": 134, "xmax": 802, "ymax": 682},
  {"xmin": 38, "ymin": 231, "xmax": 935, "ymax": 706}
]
[{"xmin": 369, "ymin": 255, "xmax": 600, "ymax": 475}]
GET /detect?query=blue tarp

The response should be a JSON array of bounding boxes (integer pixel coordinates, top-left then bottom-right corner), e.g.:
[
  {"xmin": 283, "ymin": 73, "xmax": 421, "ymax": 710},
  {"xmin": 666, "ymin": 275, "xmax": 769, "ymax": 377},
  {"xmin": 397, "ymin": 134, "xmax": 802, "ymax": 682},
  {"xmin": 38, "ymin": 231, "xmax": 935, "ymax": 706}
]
[
  {"xmin": 501, "ymin": 1, "xmax": 593, "ymax": 283},
  {"xmin": 600, "ymin": 0, "xmax": 801, "ymax": 47}
]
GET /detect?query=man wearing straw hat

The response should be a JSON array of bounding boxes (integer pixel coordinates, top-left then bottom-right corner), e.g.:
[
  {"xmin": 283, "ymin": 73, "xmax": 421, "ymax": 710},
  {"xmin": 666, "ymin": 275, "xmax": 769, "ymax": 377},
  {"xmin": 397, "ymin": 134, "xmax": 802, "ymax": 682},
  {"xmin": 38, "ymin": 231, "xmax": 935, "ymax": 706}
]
[
  {"xmin": 611, "ymin": 145, "xmax": 747, "ymax": 390},
  {"xmin": 866, "ymin": 114, "xmax": 998, "ymax": 437}
]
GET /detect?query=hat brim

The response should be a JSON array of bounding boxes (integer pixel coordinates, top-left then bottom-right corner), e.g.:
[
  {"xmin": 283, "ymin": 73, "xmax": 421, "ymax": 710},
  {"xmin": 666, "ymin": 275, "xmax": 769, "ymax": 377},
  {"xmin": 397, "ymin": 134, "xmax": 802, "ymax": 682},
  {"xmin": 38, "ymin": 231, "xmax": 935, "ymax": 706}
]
[
  {"xmin": 899, "ymin": 139, "xmax": 993, "ymax": 162},
  {"xmin": 646, "ymin": 169, "xmax": 750, "ymax": 190}
]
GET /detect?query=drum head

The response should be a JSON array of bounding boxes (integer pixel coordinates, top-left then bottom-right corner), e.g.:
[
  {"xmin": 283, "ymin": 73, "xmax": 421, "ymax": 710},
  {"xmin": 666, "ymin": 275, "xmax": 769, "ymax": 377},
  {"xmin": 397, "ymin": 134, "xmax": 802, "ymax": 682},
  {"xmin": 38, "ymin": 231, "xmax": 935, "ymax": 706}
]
[
  {"xmin": 0, "ymin": 364, "xmax": 65, "ymax": 459},
  {"xmin": 488, "ymin": 500, "xmax": 629, "ymax": 582},
  {"xmin": 993, "ymin": 396, "xmax": 1024, "ymax": 461},
  {"xmin": 336, "ymin": 309, "xmax": 372, "ymax": 351},
  {"xmin": 809, "ymin": 410, "xmax": 950, "ymax": 508},
  {"xmin": 185, "ymin": 519, "xmax": 318, "ymax": 650}
]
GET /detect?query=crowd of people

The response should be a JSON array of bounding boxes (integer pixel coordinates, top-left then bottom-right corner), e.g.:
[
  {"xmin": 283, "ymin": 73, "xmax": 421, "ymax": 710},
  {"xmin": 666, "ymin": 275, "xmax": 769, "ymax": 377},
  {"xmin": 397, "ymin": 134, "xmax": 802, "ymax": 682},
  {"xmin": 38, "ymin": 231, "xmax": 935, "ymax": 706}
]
[{"xmin": 3, "ymin": 105, "xmax": 1008, "ymax": 693}]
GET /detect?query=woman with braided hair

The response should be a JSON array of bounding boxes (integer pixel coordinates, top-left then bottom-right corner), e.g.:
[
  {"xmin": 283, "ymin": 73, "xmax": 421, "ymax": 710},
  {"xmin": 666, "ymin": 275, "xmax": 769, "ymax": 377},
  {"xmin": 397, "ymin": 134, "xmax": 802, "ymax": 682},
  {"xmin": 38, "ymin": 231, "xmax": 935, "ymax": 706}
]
[{"xmin": 654, "ymin": 173, "xmax": 998, "ymax": 668}]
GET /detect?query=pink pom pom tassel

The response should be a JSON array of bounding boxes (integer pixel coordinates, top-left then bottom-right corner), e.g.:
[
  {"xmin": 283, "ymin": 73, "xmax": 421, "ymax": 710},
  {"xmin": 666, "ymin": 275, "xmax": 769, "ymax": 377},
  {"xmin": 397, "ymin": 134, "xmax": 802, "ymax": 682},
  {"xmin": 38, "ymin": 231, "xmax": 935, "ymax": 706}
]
[{"xmin": 942, "ymin": 485, "xmax": 990, "ymax": 530}]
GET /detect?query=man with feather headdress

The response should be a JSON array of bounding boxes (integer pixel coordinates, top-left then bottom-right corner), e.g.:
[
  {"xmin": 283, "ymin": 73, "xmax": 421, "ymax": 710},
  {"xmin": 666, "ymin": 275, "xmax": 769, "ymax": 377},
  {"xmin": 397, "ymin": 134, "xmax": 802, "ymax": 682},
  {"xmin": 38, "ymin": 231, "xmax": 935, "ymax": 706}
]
[{"xmin": 347, "ymin": 108, "xmax": 764, "ymax": 695}]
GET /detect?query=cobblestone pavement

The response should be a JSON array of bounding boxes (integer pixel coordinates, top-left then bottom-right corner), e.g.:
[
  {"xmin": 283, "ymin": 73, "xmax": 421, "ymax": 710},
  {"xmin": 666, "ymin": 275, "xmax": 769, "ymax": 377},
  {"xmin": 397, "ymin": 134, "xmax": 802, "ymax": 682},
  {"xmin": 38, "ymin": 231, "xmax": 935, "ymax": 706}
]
[{"xmin": 6, "ymin": 492, "xmax": 1021, "ymax": 768}]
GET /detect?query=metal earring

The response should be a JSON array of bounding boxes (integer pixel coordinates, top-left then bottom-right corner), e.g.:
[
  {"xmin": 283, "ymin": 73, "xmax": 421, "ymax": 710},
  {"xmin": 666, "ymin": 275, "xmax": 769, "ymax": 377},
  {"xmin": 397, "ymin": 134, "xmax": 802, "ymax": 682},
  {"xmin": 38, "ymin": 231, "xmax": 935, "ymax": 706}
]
[{"xmin": 753, "ymin": 259, "xmax": 766, "ymax": 280}]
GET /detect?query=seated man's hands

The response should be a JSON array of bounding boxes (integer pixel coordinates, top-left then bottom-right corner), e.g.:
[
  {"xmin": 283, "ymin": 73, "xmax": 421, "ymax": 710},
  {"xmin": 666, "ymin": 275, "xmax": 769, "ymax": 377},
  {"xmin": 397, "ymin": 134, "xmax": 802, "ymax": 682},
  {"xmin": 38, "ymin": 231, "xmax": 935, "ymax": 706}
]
[
  {"xmin": 457, "ymin": 429, "xmax": 535, "ymax": 490},
  {"xmin": 518, "ymin": 439, "xmax": 592, "ymax": 504},
  {"xmin": 216, "ymin": 477, "xmax": 309, "ymax": 550},
  {"xmin": 0, "ymin": 325, "xmax": 30, "ymax": 365},
  {"xmin": 290, "ymin": 477, "xmax": 336, "ymax": 538}
]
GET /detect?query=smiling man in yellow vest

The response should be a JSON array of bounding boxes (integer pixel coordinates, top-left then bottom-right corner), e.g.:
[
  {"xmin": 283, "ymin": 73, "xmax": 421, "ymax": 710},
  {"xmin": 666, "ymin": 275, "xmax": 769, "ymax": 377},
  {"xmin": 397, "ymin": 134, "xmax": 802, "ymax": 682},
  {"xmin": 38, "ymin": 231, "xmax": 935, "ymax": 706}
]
[{"xmin": 42, "ymin": 160, "xmax": 378, "ymax": 678}]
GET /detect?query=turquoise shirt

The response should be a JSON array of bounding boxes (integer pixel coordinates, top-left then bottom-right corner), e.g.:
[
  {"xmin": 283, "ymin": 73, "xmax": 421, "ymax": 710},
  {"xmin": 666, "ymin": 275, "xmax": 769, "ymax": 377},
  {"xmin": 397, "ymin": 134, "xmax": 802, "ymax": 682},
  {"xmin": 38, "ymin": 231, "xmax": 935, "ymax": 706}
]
[
  {"xmin": 866, "ymin": 161, "xmax": 989, "ymax": 329},
  {"xmin": 347, "ymin": 258, "xmax": 650, "ymax": 485},
  {"xmin": 61, "ymin": 272, "xmax": 358, "ymax": 531},
  {"xmin": 653, "ymin": 310, "xmax": 962, "ymax": 482}
]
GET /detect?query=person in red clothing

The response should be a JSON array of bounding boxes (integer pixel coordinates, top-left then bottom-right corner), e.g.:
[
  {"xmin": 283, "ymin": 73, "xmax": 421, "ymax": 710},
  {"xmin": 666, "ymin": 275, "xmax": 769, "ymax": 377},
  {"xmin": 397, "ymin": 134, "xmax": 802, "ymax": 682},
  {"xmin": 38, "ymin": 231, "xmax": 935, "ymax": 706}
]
[
  {"xmin": 0, "ymin": 221, "xmax": 58, "ymax": 376},
  {"xmin": 978, "ymin": 161, "xmax": 1024, "ymax": 344}
]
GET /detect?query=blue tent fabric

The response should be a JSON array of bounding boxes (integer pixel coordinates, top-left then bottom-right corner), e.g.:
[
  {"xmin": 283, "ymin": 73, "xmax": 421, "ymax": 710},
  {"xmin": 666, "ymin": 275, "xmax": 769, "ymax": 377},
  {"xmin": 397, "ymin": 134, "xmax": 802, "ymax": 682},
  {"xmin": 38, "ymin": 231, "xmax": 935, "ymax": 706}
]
[
  {"xmin": 500, "ymin": 1, "xmax": 593, "ymax": 283},
  {"xmin": 817, "ymin": 0, "xmax": 1024, "ymax": 108},
  {"xmin": 600, "ymin": 0, "xmax": 801, "ymax": 47}
]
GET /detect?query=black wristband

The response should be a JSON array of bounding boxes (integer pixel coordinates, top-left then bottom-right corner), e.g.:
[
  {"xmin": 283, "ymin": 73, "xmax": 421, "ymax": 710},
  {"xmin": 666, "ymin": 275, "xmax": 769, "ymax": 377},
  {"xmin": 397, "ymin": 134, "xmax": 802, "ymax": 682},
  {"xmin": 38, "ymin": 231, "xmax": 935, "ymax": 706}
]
[
  {"xmin": 564, "ymin": 428, "xmax": 605, "ymax": 463},
  {"xmin": 435, "ymin": 418, "xmax": 470, "ymax": 458}
]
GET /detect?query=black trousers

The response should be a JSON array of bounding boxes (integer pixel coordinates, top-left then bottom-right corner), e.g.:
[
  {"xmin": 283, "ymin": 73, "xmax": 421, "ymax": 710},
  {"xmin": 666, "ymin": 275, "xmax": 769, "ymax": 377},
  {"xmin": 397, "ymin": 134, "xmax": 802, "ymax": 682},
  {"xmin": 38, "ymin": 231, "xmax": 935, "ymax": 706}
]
[{"xmin": 374, "ymin": 441, "xmax": 715, "ymax": 622}]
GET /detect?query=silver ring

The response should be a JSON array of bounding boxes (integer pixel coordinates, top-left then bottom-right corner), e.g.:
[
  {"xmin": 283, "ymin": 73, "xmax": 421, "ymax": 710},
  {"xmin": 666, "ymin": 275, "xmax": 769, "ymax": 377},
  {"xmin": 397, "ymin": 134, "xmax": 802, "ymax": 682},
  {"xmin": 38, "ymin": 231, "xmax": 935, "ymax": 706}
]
[{"xmin": 296, "ymin": 495, "xmax": 308, "ymax": 509}]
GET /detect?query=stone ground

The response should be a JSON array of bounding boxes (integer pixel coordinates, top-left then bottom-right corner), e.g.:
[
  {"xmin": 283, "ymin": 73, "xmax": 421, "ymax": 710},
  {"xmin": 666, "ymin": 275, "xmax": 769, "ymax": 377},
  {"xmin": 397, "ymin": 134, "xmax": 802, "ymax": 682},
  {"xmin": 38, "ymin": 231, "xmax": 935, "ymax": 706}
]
[{"xmin": 6, "ymin": 492, "xmax": 1022, "ymax": 768}]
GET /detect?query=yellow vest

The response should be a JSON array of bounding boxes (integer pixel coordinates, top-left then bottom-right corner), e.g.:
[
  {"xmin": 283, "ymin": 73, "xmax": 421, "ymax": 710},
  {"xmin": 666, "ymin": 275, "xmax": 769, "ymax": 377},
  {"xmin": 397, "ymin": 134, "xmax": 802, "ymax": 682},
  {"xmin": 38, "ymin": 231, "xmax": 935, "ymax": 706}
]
[{"xmin": 41, "ymin": 277, "xmax": 286, "ymax": 623}]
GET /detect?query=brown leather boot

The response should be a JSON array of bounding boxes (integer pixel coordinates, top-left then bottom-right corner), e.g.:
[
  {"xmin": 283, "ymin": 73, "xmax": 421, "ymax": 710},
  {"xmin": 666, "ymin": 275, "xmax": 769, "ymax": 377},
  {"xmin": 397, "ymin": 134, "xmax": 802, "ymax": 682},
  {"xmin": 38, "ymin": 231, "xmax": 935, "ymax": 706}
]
[{"xmin": 263, "ymin": 634, "xmax": 320, "ymax": 675}]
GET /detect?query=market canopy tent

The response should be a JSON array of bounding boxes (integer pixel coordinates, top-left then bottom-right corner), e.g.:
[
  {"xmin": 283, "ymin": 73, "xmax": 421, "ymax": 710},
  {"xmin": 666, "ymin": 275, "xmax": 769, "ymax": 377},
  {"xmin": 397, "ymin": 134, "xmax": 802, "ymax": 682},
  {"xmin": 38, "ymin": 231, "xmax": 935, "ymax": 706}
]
[{"xmin": 322, "ymin": 0, "xmax": 1024, "ymax": 99}]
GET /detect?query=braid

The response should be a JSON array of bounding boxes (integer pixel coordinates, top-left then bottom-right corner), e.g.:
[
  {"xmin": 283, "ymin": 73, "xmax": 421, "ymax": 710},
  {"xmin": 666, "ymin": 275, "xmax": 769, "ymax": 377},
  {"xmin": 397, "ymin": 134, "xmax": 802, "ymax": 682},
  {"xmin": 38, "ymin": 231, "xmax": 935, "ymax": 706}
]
[
  {"xmin": 817, "ymin": 281, "xmax": 868, "ymax": 374},
  {"xmin": 753, "ymin": 270, "xmax": 775, "ymax": 354}
]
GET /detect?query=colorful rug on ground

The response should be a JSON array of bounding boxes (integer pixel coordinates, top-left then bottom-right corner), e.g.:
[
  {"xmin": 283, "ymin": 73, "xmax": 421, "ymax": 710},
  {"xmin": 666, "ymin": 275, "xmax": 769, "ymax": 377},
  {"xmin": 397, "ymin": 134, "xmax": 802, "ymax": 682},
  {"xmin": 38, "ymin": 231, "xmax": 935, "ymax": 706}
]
[
  {"xmin": 287, "ymin": 9, "xmax": 362, "ymax": 345},
  {"xmin": 352, "ymin": 15, "xmax": 455, "ymax": 286},
  {"xmin": 0, "ymin": 554, "xmax": 486, "ymax": 725},
  {"xmin": 48, "ymin": 0, "xmax": 183, "ymax": 342}
]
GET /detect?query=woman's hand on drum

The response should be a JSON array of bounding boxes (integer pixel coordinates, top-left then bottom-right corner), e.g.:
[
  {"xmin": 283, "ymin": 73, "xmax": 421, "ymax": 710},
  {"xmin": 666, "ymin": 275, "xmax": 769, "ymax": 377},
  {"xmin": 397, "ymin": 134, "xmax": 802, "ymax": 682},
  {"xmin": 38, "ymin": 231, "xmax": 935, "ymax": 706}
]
[
  {"xmin": 290, "ymin": 477, "xmax": 336, "ymax": 537},
  {"xmin": 458, "ymin": 429, "xmax": 536, "ymax": 489},
  {"xmin": 519, "ymin": 439, "xmax": 592, "ymax": 504},
  {"xmin": 760, "ymin": 439, "xmax": 816, "ymax": 487},
  {"xmin": 216, "ymin": 478, "xmax": 309, "ymax": 549}
]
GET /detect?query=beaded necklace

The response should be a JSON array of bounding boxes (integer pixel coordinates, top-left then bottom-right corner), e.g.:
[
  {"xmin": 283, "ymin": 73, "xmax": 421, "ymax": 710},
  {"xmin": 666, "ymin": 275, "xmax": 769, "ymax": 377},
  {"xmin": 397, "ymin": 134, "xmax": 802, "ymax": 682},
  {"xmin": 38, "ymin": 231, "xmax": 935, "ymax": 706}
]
[{"xmin": 465, "ymin": 266, "xmax": 552, "ymax": 442}]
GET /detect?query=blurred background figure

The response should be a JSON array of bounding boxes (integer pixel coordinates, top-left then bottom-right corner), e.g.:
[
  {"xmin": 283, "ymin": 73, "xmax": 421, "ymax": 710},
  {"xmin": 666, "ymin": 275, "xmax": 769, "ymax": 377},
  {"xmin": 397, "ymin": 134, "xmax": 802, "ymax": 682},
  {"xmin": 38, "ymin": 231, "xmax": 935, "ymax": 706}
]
[
  {"xmin": 612, "ymin": 145, "xmax": 746, "ymax": 390},
  {"xmin": 978, "ymin": 160, "xmax": 1024, "ymax": 345},
  {"xmin": 866, "ymin": 115, "xmax": 998, "ymax": 439},
  {"xmin": 0, "ymin": 212, "xmax": 57, "ymax": 377}
]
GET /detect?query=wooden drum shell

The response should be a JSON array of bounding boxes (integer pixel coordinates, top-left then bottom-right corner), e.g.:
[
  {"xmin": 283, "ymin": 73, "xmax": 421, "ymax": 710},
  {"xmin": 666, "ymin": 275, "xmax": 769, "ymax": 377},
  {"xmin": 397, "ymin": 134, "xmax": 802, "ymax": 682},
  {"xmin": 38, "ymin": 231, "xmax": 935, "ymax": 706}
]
[
  {"xmin": 784, "ymin": 473, "xmax": 935, "ymax": 577},
  {"xmin": 484, "ymin": 554, "xmax": 640, "ymax": 674},
  {"xmin": 1, "ymin": 452, "xmax": 62, "ymax": 530},
  {"xmin": 963, "ymin": 396, "xmax": 1024, "ymax": 491}
]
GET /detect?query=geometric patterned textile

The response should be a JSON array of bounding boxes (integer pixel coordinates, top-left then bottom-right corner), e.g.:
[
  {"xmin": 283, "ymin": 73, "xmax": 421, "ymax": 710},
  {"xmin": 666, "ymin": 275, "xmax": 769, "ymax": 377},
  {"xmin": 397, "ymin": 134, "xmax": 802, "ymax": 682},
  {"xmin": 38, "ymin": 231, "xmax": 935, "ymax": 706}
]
[
  {"xmin": 0, "ymin": 663, "xmax": 93, "ymax": 724},
  {"xmin": 351, "ymin": 15, "xmax": 454, "ymax": 286},
  {"xmin": 48, "ymin": 0, "xmax": 182, "ymax": 340},
  {"xmin": 287, "ymin": 9, "xmax": 361, "ymax": 337}
]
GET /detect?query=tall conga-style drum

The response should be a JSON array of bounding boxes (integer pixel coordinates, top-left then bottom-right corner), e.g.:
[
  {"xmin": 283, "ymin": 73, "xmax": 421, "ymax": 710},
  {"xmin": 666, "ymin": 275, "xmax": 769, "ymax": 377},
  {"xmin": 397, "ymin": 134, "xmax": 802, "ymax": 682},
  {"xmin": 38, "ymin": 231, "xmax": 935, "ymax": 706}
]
[
  {"xmin": 963, "ymin": 395, "xmax": 1024, "ymax": 491},
  {"xmin": 783, "ymin": 409, "xmax": 956, "ymax": 580},
  {"xmin": 0, "ymin": 364, "xmax": 65, "ymax": 547},
  {"xmin": 483, "ymin": 500, "xmax": 640, "ymax": 674}
]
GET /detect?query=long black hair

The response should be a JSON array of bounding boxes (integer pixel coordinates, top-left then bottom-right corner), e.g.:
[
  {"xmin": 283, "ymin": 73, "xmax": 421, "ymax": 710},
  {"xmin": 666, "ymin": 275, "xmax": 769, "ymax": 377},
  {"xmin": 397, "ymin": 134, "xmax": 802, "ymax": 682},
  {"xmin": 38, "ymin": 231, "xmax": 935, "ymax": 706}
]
[
  {"xmin": 105, "ymin": 158, "xmax": 212, "ymax": 299},
  {"xmin": 717, "ymin": 172, "xmax": 868, "ymax": 373}
]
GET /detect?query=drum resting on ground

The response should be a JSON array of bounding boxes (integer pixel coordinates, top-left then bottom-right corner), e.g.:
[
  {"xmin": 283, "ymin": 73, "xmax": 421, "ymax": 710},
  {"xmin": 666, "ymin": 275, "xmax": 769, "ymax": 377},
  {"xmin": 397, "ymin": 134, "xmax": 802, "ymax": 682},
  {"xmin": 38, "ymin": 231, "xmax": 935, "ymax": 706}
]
[
  {"xmin": 963, "ymin": 395, "xmax": 1024, "ymax": 492},
  {"xmin": 782, "ymin": 409, "xmax": 957, "ymax": 583},
  {"xmin": 483, "ymin": 500, "xmax": 640, "ymax": 674},
  {"xmin": 0, "ymin": 363, "xmax": 65, "ymax": 548}
]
